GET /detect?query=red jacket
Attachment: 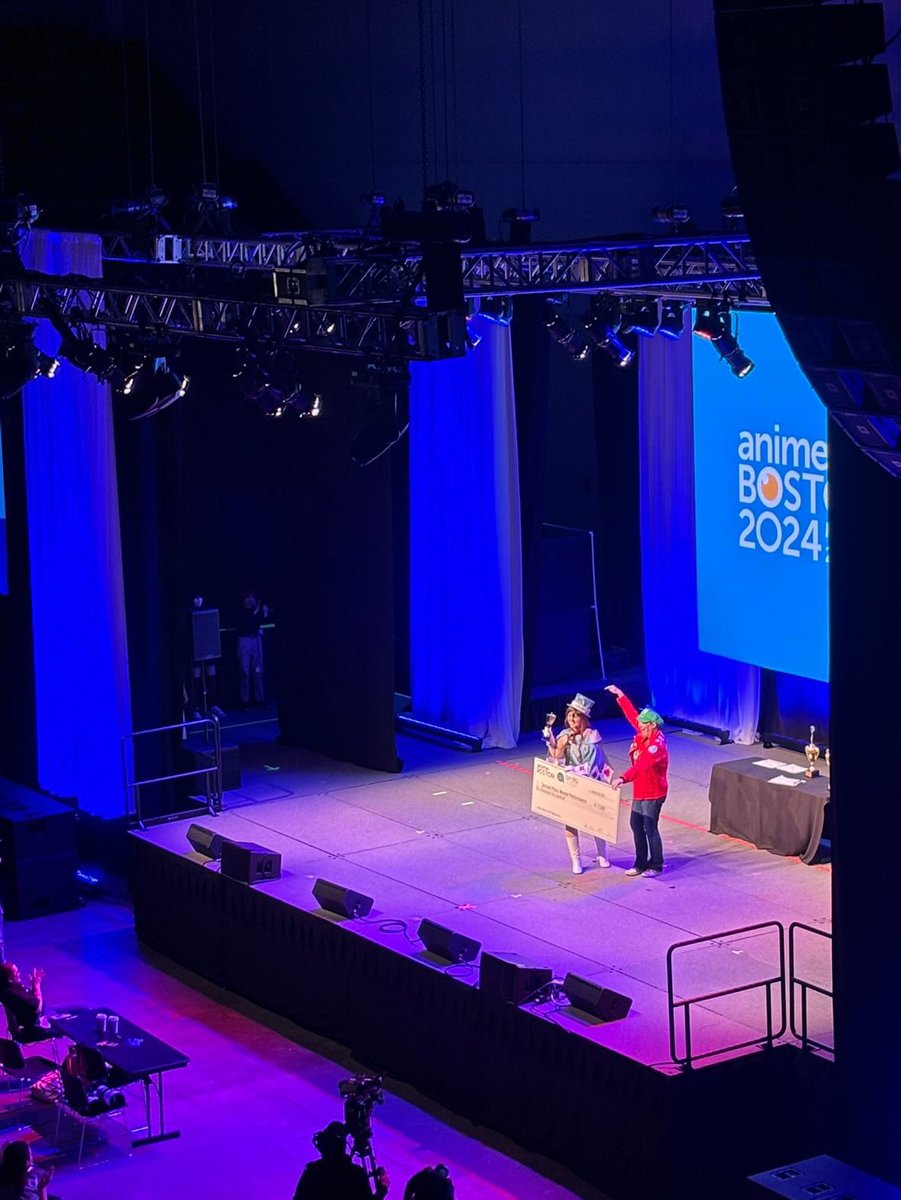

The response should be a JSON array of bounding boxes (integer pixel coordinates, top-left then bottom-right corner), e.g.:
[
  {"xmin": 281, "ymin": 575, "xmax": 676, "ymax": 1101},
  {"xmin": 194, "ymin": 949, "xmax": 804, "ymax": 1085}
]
[{"xmin": 617, "ymin": 695, "xmax": 669, "ymax": 801}]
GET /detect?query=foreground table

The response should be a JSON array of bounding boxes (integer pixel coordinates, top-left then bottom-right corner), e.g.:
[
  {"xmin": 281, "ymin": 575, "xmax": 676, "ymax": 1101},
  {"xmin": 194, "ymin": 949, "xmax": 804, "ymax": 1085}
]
[
  {"xmin": 48, "ymin": 1006, "xmax": 189, "ymax": 1146},
  {"xmin": 708, "ymin": 758, "xmax": 830, "ymax": 865}
]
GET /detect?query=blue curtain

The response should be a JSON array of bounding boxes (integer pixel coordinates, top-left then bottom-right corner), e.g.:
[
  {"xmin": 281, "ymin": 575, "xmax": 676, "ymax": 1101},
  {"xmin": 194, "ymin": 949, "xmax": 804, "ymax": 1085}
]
[
  {"xmin": 21, "ymin": 231, "xmax": 133, "ymax": 816},
  {"xmin": 639, "ymin": 322, "xmax": 760, "ymax": 743},
  {"xmin": 409, "ymin": 315, "xmax": 523, "ymax": 748}
]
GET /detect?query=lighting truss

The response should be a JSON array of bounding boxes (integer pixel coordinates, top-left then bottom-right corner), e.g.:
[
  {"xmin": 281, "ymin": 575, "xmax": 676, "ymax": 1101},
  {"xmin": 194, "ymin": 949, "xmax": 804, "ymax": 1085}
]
[
  {"xmin": 1, "ymin": 229, "xmax": 767, "ymax": 362},
  {"xmin": 143, "ymin": 231, "xmax": 766, "ymax": 308},
  {"xmin": 1, "ymin": 276, "xmax": 467, "ymax": 361}
]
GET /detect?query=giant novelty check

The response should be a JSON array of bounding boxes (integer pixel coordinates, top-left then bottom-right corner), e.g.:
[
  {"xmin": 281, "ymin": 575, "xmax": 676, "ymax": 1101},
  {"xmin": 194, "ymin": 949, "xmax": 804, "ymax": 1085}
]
[{"xmin": 530, "ymin": 757, "xmax": 625, "ymax": 844}]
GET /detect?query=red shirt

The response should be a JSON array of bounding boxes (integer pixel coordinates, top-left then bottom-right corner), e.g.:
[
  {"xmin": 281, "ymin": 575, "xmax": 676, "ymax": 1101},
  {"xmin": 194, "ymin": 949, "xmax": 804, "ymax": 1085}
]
[{"xmin": 617, "ymin": 695, "xmax": 669, "ymax": 800}]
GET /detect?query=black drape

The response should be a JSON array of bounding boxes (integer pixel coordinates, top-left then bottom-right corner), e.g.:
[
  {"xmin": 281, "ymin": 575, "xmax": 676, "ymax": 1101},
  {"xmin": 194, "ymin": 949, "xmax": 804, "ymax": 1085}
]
[
  {"xmin": 115, "ymin": 345, "xmax": 398, "ymax": 775},
  {"xmin": 512, "ymin": 297, "xmax": 553, "ymax": 730},
  {"xmin": 0, "ymin": 396, "xmax": 37, "ymax": 786},
  {"xmin": 592, "ymin": 353, "xmax": 644, "ymax": 669}
]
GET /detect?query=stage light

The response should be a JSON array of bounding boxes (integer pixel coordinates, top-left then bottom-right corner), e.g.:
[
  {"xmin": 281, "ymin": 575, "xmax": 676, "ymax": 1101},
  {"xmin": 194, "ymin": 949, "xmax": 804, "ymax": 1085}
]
[
  {"xmin": 122, "ymin": 354, "xmax": 190, "ymax": 419},
  {"xmin": 477, "ymin": 296, "xmax": 514, "ymax": 325},
  {"xmin": 693, "ymin": 301, "xmax": 728, "ymax": 341},
  {"xmin": 36, "ymin": 350, "xmax": 61, "ymax": 378},
  {"xmin": 621, "ymin": 298, "xmax": 660, "ymax": 338},
  {"xmin": 545, "ymin": 302, "xmax": 590, "ymax": 361},
  {"xmin": 652, "ymin": 204, "xmax": 690, "ymax": 227},
  {"xmin": 465, "ymin": 309, "xmax": 483, "ymax": 350},
  {"xmin": 693, "ymin": 303, "xmax": 754, "ymax": 378},
  {"xmin": 658, "ymin": 301, "xmax": 686, "ymax": 340},
  {"xmin": 582, "ymin": 297, "xmax": 635, "ymax": 368}
]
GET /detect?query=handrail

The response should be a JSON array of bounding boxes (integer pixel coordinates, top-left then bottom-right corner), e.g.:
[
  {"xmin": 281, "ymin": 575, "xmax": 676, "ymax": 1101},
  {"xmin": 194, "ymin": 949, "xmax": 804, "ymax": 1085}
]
[
  {"xmin": 788, "ymin": 921, "xmax": 834, "ymax": 1056},
  {"xmin": 667, "ymin": 921, "xmax": 787, "ymax": 1069},
  {"xmin": 123, "ymin": 716, "xmax": 223, "ymax": 830}
]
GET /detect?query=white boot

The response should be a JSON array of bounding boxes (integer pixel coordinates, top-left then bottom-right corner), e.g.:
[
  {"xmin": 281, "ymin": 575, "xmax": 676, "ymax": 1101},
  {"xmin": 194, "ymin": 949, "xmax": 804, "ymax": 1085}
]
[
  {"xmin": 595, "ymin": 838, "xmax": 610, "ymax": 869},
  {"xmin": 565, "ymin": 829, "xmax": 583, "ymax": 874}
]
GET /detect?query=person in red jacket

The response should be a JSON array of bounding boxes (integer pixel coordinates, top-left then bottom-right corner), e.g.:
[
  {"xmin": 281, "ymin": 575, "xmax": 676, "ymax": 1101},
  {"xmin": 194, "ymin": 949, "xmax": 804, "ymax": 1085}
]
[{"xmin": 605, "ymin": 684, "xmax": 669, "ymax": 877}]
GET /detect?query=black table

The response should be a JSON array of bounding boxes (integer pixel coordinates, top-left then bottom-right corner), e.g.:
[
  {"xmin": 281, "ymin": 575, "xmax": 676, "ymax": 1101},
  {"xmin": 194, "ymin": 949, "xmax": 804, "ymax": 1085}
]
[
  {"xmin": 48, "ymin": 1006, "xmax": 189, "ymax": 1146},
  {"xmin": 708, "ymin": 758, "xmax": 830, "ymax": 865}
]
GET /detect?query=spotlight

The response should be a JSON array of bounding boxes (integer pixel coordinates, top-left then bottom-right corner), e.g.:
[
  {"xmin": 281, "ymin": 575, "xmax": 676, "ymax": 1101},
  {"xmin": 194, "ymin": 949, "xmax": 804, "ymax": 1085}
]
[
  {"xmin": 652, "ymin": 204, "xmax": 690, "ymax": 227},
  {"xmin": 424, "ymin": 181, "xmax": 475, "ymax": 211},
  {"xmin": 583, "ymin": 297, "xmax": 634, "ymax": 368},
  {"xmin": 0, "ymin": 196, "xmax": 41, "ymax": 247},
  {"xmin": 693, "ymin": 303, "xmax": 754, "ymax": 378},
  {"xmin": 465, "ymin": 304, "xmax": 482, "ymax": 350},
  {"xmin": 107, "ymin": 187, "xmax": 170, "ymax": 230},
  {"xmin": 620, "ymin": 298, "xmax": 660, "ymax": 338},
  {"xmin": 477, "ymin": 296, "xmax": 514, "ymax": 325},
  {"xmin": 545, "ymin": 302, "xmax": 590, "ymax": 362},
  {"xmin": 122, "ymin": 354, "xmax": 190, "ymax": 419},
  {"xmin": 658, "ymin": 301, "xmax": 686, "ymax": 340},
  {"xmin": 692, "ymin": 301, "xmax": 728, "ymax": 341}
]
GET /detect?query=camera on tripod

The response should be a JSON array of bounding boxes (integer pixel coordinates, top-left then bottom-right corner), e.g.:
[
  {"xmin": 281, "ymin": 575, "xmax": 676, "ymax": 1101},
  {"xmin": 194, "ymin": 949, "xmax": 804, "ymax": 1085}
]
[{"xmin": 338, "ymin": 1074, "xmax": 384, "ymax": 1146}]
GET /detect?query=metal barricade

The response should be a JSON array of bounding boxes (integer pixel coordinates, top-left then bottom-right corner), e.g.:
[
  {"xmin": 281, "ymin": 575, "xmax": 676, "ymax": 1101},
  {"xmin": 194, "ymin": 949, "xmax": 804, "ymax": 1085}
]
[
  {"xmin": 123, "ymin": 716, "xmax": 223, "ymax": 830},
  {"xmin": 788, "ymin": 921, "xmax": 834, "ymax": 1055},
  {"xmin": 667, "ymin": 921, "xmax": 786, "ymax": 1070}
]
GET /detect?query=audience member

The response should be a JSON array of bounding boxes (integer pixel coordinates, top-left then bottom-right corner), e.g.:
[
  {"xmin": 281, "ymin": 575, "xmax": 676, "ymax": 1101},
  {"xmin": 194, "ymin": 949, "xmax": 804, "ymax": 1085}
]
[
  {"xmin": 0, "ymin": 1140, "xmax": 55, "ymax": 1200},
  {"xmin": 293, "ymin": 1121, "xmax": 389, "ymax": 1200},
  {"xmin": 403, "ymin": 1164, "xmax": 454, "ymax": 1200},
  {"xmin": 0, "ymin": 963, "xmax": 52, "ymax": 1044}
]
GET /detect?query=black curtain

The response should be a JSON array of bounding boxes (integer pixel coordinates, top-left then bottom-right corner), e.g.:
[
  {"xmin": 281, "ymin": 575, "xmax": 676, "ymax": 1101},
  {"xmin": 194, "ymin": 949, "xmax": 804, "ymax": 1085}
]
[
  {"xmin": 592, "ymin": 354, "xmax": 644, "ymax": 670},
  {"xmin": 115, "ymin": 345, "xmax": 399, "ymax": 774},
  {"xmin": 513, "ymin": 297, "xmax": 553, "ymax": 729},
  {"xmin": 0, "ymin": 397, "xmax": 37, "ymax": 786}
]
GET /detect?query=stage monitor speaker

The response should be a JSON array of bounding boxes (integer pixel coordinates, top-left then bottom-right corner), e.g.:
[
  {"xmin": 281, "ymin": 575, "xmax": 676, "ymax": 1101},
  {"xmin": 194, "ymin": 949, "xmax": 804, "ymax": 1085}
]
[
  {"xmin": 562, "ymin": 973, "xmax": 632, "ymax": 1022},
  {"xmin": 186, "ymin": 823, "xmax": 228, "ymax": 859},
  {"xmin": 746, "ymin": 1154, "xmax": 899, "ymax": 1199},
  {"xmin": 479, "ymin": 952, "xmax": 553, "ymax": 1005},
  {"xmin": 417, "ymin": 918, "xmax": 481, "ymax": 964},
  {"xmin": 312, "ymin": 878, "xmax": 374, "ymax": 919},
  {"xmin": 220, "ymin": 841, "xmax": 281, "ymax": 884},
  {"xmin": 192, "ymin": 608, "xmax": 221, "ymax": 661}
]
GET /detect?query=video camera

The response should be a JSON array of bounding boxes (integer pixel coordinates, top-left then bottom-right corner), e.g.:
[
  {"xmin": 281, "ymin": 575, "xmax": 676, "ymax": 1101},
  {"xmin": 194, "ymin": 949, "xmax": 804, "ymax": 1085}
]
[{"xmin": 338, "ymin": 1074, "xmax": 384, "ymax": 1147}]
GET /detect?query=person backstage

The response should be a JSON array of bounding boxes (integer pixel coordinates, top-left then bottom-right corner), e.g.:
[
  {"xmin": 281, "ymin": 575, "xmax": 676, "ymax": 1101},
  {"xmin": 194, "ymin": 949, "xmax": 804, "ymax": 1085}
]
[
  {"xmin": 605, "ymin": 684, "xmax": 670, "ymax": 877},
  {"xmin": 542, "ymin": 693, "xmax": 615, "ymax": 873}
]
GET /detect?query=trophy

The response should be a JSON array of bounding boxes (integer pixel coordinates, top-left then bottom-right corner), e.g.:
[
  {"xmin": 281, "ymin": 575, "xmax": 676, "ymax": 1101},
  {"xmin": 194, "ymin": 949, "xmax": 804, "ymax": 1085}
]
[
  {"xmin": 824, "ymin": 747, "xmax": 830, "ymax": 795},
  {"xmin": 804, "ymin": 725, "xmax": 820, "ymax": 778}
]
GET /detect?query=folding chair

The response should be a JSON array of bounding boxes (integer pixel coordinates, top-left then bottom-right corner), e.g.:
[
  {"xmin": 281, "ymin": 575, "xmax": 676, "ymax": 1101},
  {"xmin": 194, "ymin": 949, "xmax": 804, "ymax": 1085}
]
[
  {"xmin": 53, "ymin": 1057, "xmax": 130, "ymax": 1168},
  {"xmin": 0, "ymin": 1035, "xmax": 55, "ymax": 1128}
]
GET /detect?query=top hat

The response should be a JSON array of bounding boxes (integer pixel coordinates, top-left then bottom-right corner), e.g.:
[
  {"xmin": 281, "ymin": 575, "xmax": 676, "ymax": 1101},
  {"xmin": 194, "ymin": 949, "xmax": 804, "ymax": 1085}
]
[{"xmin": 566, "ymin": 693, "xmax": 594, "ymax": 717}]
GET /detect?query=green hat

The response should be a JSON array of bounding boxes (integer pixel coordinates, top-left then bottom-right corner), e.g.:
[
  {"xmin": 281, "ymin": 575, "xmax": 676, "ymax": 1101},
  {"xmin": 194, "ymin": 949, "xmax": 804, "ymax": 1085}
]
[{"xmin": 638, "ymin": 707, "xmax": 664, "ymax": 727}]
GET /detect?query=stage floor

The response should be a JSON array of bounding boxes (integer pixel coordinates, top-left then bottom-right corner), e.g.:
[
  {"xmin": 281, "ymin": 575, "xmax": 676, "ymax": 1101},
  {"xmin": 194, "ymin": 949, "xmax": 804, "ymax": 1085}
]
[{"xmin": 139, "ymin": 716, "xmax": 833, "ymax": 1072}]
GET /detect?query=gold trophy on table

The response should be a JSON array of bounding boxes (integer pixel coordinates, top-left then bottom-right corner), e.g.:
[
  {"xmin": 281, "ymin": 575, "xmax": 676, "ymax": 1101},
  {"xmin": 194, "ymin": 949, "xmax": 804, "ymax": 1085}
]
[{"xmin": 804, "ymin": 725, "xmax": 820, "ymax": 778}]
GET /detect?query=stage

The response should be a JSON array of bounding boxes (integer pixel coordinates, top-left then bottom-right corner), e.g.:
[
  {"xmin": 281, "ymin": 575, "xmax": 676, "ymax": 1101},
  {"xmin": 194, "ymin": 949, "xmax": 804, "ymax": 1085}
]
[{"xmin": 131, "ymin": 715, "xmax": 835, "ymax": 1198}]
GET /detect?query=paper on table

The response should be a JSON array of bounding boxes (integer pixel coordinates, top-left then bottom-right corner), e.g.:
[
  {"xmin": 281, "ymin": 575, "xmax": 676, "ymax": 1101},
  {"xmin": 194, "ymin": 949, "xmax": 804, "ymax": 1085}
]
[
  {"xmin": 769, "ymin": 774, "xmax": 801, "ymax": 787},
  {"xmin": 753, "ymin": 759, "xmax": 785, "ymax": 769},
  {"xmin": 778, "ymin": 762, "xmax": 807, "ymax": 775}
]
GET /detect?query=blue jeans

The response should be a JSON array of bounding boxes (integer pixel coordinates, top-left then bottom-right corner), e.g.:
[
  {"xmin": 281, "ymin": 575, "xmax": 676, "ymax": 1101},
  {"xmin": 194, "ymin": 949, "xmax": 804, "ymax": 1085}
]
[{"xmin": 630, "ymin": 801, "xmax": 665, "ymax": 871}]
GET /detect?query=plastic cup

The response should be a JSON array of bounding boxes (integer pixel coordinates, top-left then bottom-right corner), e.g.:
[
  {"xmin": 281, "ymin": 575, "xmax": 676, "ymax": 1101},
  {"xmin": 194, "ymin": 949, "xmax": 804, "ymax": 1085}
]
[
  {"xmin": 108, "ymin": 1015, "xmax": 120, "ymax": 1037},
  {"xmin": 96, "ymin": 1012, "xmax": 108, "ymax": 1035}
]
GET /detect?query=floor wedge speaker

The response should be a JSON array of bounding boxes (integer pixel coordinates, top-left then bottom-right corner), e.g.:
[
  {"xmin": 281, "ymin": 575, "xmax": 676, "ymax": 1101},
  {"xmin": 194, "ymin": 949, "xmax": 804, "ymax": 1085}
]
[
  {"xmin": 186, "ymin": 823, "xmax": 228, "ymax": 859},
  {"xmin": 417, "ymin": 918, "xmax": 481, "ymax": 964},
  {"xmin": 312, "ymin": 878, "xmax": 374, "ymax": 918},
  {"xmin": 479, "ymin": 951, "xmax": 553, "ymax": 1005},
  {"xmin": 563, "ymin": 973, "xmax": 632, "ymax": 1022},
  {"xmin": 220, "ymin": 840, "xmax": 281, "ymax": 884}
]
